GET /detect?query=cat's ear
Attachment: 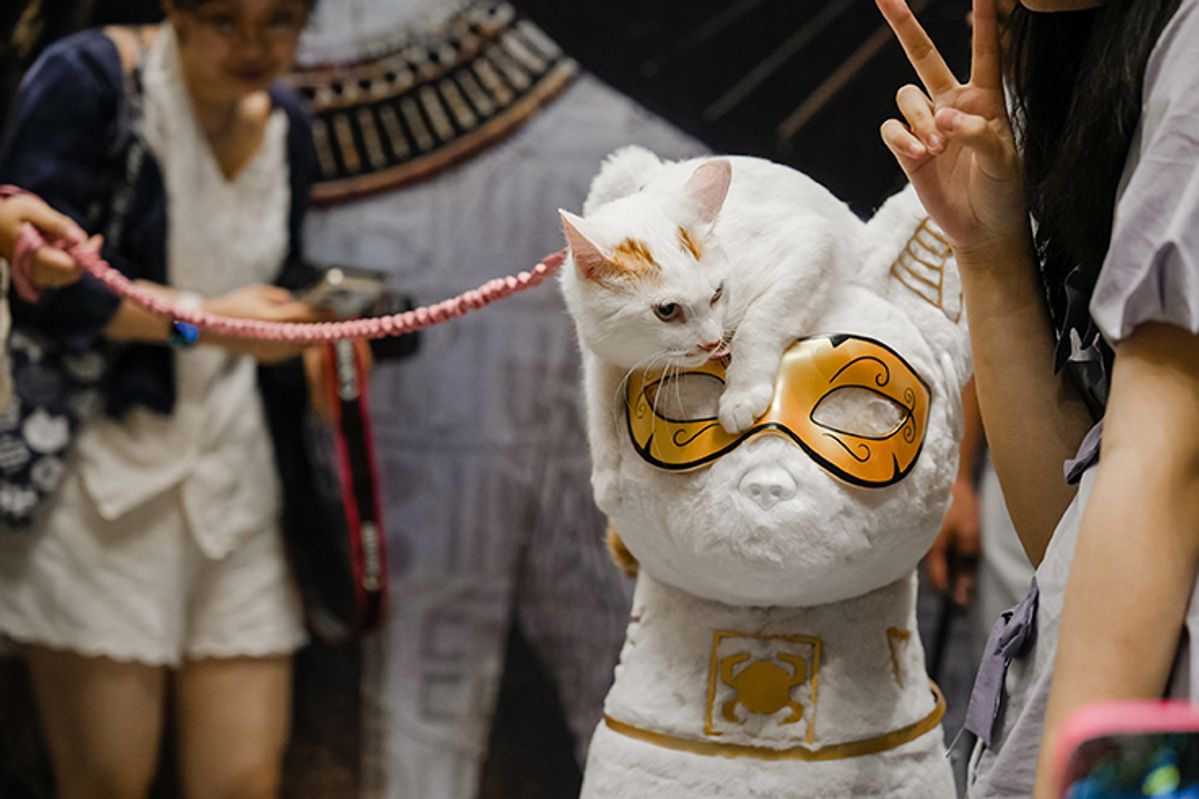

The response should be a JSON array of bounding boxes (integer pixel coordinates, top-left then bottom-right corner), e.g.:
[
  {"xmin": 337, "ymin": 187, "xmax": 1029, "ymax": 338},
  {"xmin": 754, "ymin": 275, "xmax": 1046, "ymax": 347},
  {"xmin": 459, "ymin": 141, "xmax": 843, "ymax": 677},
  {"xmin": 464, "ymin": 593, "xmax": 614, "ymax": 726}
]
[
  {"xmin": 678, "ymin": 159, "xmax": 732, "ymax": 234},
  {"xmin": 560, "ymin": 210, "xmax": 616, "ymax": 283}
]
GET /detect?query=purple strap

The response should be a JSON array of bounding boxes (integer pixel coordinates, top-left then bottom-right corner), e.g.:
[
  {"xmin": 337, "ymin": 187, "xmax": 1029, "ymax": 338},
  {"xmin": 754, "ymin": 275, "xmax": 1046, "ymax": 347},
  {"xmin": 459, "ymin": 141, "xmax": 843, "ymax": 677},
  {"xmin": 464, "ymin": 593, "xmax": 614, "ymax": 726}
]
[
  {"xmin": 962, "ymin": 578, "xmax": 1039, "ymax": 748},
  {"xmin": 1064, "ymin": 421, "xmax": 1104, "ymax": 485}
]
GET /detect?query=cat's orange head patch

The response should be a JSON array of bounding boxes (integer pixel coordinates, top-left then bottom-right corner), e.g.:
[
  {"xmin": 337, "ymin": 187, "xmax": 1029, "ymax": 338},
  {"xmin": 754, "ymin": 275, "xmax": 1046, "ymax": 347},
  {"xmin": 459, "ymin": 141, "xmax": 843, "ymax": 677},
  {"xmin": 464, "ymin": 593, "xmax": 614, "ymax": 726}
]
[
  {"xmin": 611, "ymin": 238, "xmax": 660, "ymax": 279},
  {"xmin": 677, "ymin": 227, "xmax": 703, "ymax": 260}
]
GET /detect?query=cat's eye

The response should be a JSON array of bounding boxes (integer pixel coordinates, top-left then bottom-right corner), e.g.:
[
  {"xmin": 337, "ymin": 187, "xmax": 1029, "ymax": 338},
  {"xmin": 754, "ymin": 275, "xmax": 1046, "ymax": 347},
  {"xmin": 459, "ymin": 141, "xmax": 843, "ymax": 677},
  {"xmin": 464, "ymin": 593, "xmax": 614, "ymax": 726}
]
[
  {"xmin": 710, "ymin": 284, "xmax": 724, "ymax": 306},
  {"xmin": 653, "ymin": 303, "xmax": 684, "ymax": 322}
]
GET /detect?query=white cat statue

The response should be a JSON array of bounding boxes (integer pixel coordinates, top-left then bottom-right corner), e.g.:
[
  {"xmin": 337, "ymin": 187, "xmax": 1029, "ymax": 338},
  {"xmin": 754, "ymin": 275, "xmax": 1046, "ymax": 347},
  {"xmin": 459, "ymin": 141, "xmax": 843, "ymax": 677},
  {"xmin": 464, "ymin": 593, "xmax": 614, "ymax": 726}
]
[{"xmin": 559, "ymin": 148, "xmax": 969, "ymax": 799}]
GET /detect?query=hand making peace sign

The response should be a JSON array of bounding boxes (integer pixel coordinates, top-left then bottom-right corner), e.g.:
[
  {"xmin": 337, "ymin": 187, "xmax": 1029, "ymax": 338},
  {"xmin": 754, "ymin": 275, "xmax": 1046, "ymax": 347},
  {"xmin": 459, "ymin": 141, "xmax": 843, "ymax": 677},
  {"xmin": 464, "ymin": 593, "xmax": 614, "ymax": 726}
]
[{"xmin": 876, "ymin": 0, "xmax": 1029, "ymax": 257}]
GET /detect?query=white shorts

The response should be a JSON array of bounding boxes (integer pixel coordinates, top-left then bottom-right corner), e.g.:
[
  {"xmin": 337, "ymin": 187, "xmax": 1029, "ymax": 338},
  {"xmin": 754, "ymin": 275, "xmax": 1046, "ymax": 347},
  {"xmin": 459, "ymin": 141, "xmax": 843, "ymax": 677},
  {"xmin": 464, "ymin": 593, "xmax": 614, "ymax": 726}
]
[{"xmin": 0, "ymin": 470, "xmax": 307, "ymax": 666}]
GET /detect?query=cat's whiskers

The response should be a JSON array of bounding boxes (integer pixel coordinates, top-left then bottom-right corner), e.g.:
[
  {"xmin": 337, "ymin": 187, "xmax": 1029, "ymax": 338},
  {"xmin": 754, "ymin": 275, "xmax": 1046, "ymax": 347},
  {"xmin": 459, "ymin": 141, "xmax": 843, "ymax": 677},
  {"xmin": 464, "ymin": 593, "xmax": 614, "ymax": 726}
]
[
  {"xmin": 650, "ymin": 357, "xmax": 685, "ymax": 423},
  {"xmin": 614, "ymin": 352, "xmax": 672, "ymax": 409}
]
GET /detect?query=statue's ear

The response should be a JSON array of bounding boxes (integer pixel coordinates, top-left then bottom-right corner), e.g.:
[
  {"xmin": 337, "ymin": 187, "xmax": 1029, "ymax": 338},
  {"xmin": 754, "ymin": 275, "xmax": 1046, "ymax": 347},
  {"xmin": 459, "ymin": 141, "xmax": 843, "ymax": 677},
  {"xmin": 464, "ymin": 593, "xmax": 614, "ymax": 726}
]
[
  {"xmin": 677, "ymin": 159, "xmax": 732, "ymax": 235},
  {"xmin": 857, "ymin": 184, "xmax": 972, "ymax": 395}
]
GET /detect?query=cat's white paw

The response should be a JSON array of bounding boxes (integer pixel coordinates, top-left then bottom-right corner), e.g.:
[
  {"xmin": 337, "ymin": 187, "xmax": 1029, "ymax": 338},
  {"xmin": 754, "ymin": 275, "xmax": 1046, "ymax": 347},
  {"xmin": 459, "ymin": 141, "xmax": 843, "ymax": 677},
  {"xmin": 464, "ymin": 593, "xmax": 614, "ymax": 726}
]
[
  {"xmin": 593, "ymin": 469, "xmax": 622, "ymax": 515},
  {"xmin": 719, "ymin": 382, "xmax": 774, "ymax": 434}
]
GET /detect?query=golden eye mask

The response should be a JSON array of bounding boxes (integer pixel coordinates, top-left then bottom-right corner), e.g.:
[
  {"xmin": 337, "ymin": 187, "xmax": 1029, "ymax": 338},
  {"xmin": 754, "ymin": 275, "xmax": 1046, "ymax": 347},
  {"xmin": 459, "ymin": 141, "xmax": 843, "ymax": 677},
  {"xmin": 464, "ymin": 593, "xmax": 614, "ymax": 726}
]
[{"xmin": 625, "ymin": 334, "xmax": 931, "ymax": 487}]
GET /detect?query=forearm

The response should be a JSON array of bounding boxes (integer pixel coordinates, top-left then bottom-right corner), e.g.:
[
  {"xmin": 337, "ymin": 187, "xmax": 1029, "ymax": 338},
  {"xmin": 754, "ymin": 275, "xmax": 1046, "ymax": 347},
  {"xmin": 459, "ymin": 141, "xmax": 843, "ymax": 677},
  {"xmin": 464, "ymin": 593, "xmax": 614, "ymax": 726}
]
[
  {"xmin": 102, "ymin": 282, "xmax": 174, "ymax": 343},
  {"xmin": 1031, "ymin": 453, "xmax": 1199, "ymax": 798},
  {"xmin": 101, "ymin": 287, "xmax": 298, "ymax": 363},
  {"xmin": 1031, "ymin": 322, "xmax": 1199, "ymax": 799},
  {"xmin": 957, "ymin": 237, "xmax": 1095, "ymax": 565}
]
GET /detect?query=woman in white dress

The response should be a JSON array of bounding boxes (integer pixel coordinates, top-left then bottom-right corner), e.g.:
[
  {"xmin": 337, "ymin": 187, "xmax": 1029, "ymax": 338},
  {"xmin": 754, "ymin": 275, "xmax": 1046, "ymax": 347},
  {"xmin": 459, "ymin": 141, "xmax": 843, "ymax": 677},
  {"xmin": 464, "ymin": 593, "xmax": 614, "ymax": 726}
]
[{"xmin": 0, "ymin": 2, "xmax": 327, "ymax": 796}]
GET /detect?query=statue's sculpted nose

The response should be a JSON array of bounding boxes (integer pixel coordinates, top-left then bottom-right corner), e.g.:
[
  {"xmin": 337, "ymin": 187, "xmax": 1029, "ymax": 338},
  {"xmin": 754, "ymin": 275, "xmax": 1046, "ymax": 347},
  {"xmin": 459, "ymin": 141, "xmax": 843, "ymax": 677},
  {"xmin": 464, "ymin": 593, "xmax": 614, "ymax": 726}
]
[{"xmin": 738, "ymin": 464, "xmax": 797, "ymax": 511}]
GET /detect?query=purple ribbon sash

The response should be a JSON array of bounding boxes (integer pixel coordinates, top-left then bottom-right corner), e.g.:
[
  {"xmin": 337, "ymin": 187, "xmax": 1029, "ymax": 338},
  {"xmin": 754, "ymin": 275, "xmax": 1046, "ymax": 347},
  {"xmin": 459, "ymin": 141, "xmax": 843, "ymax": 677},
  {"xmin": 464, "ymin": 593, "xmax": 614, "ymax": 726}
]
[{"xmin": 963, "ymin": 578, "xmax": 1040, "ymax": 748}]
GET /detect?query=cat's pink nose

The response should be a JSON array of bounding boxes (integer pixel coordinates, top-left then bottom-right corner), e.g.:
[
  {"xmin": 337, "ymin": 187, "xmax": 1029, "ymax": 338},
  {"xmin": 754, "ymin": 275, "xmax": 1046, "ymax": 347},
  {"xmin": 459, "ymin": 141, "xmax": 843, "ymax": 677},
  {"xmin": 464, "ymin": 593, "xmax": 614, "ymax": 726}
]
[{"xmin": 702, "ymin": 340, "xmax": 731, "ymax": 360}]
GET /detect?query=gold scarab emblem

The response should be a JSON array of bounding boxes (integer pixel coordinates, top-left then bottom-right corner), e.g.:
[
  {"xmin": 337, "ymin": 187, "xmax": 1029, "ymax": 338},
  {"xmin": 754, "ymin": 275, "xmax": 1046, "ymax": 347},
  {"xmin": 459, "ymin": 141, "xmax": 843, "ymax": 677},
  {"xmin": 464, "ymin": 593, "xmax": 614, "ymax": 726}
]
[
  {"xmin": 705, "ymin": 630, "xmax": 820, "ymax": 741},
  {"xmin": 719, "ymin": 652, "xmax": 809, "ymax": 725}
]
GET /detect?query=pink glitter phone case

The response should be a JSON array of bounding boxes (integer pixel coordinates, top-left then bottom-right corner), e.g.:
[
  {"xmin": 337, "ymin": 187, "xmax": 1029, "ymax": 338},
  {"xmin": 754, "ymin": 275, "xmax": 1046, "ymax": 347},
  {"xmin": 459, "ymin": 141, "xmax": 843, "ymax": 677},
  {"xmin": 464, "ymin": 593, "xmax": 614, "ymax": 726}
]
[{"xmin": 1055, "ymin": 701, "xmax": 1199, "ymax": 797}]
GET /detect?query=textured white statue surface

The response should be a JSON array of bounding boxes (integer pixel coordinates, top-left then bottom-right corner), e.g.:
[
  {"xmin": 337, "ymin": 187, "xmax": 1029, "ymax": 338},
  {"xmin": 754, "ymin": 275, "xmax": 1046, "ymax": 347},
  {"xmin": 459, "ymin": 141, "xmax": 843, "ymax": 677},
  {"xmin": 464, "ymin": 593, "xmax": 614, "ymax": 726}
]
[{"xmin": 561, "ymin": 149, "xmax": 968, "ymax": 798}]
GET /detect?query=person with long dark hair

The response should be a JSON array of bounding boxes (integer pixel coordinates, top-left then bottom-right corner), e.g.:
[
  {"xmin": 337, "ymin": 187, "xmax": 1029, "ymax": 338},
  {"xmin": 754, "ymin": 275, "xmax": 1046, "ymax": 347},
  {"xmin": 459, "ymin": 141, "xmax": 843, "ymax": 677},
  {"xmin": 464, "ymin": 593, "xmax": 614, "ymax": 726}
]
[{"xmin": 876, "ymin": 0, "xmax": 1198, "ymax": 797}]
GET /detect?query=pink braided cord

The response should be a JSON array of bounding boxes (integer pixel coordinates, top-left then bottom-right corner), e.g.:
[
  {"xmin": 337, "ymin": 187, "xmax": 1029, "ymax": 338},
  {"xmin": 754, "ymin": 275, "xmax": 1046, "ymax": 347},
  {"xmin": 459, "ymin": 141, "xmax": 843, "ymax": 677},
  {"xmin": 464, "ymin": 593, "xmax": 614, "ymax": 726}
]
[{"xmin": 14, "ymin": 222, "xmax": 565, "ymax": 343}]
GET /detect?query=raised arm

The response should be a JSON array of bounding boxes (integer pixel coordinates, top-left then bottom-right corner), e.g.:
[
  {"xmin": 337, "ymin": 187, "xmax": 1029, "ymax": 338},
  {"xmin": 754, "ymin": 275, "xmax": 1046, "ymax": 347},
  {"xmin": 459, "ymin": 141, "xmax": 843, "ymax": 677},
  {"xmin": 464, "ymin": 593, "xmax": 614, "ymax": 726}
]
[{"xmin": 875, "ymin": 0, "xmax": 1094, "ymax": 564}]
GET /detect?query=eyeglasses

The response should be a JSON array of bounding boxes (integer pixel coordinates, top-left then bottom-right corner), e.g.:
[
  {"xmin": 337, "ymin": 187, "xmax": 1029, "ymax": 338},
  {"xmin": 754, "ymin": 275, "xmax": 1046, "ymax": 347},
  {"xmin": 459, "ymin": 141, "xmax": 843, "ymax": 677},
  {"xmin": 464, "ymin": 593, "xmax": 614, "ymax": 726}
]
[{"xmin": 190, "ymin": 5, "xmax": 308, "ymax": 46}]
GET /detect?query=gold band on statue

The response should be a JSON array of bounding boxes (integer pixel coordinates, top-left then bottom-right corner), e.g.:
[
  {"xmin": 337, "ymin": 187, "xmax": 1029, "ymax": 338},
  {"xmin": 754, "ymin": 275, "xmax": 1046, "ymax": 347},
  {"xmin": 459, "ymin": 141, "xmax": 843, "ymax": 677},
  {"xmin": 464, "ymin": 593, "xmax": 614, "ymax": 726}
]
[{"xmin": 603, "ymin": 682, "xmax": 946, "ymax": 762}]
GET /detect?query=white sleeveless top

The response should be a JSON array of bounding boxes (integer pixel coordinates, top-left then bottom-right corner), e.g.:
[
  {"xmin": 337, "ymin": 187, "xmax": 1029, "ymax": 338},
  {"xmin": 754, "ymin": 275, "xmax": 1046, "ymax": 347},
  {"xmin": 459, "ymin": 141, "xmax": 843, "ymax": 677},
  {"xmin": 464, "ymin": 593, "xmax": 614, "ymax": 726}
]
[{"xmin": 73, "ymin": 26, "xmax": 291, "ymax": 560}]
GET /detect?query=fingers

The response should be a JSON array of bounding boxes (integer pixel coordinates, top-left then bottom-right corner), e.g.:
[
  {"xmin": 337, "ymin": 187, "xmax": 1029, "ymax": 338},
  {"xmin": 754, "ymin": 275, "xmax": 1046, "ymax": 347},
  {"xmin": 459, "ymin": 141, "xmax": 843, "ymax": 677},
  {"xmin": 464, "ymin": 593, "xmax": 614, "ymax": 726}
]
[
  {"xmin": 21, "ymin": 203, "xmax": 87, "ymax": 245},
  {"xmin": 935, "ymin": 107, "xmax": 1017, "ymax": 179},
  {"xmin": 951, "ymin": 558, "xmax": 978, "ymax": 607},
  {"xmin": 2, "ymin": 195, "xmax": 86, "ymax": 246},
  {"xmin": 896, "ymin": 84, "xmax": 945, "ymax": 154},
  {"xmin": 74, "ymin": 233, "xmax": 103, "ymax": 256},
  {"xmin": 949, "ymin": 540, "xmax": 980, "ymax": 607},
  {"xmin": 256, "ymin": 285, "xmax": 298, "ymax": 304},
  {"xmin": 875, "ymin": 0, "xmax": 959, "ymax": 99},
  {"xmin": 880, "ymin": 118, "xmax": 932, "ymax": 174},
  {"xmin": 232, "ymin": 284, "xmax": 300, "ymax": 305},
  {"xmin": 29, "ymin": 233, "xmax": 95, "ymax": 291},
  {"xmin": 924, "ymin": 534, "xmax": 950, "ymax": 592},
  {"xmin": 267, "ymin": 300, "xmax": 335, "ymax": 324},
  {"xmin": 247, "ymin": 285, "xmax": 327, "ymax": 318},
  {"xmin": 970, "ymin": 0, "xmax": 1003, "ymax": 90},
  {"xmin": 31, "ymin": 250, "xmax": 80, "ymax": 289}
]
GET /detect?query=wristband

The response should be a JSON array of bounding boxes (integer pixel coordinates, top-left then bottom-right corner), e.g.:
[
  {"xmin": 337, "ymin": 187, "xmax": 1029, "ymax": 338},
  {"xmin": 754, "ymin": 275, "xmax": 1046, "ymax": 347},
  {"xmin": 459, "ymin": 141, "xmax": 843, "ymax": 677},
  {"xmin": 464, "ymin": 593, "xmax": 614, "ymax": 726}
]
[{"xmin": 169, "ymin": 291, "xmax": 203, "ymax": 349}]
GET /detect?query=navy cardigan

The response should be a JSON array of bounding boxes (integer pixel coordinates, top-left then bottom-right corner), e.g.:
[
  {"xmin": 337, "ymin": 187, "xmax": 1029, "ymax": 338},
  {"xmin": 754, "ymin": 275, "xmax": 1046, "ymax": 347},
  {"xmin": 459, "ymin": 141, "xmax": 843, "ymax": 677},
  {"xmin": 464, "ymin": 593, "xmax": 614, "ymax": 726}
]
[{"xmin": 0, "ymin": 29, "xmax": 319, "ymax": 417}]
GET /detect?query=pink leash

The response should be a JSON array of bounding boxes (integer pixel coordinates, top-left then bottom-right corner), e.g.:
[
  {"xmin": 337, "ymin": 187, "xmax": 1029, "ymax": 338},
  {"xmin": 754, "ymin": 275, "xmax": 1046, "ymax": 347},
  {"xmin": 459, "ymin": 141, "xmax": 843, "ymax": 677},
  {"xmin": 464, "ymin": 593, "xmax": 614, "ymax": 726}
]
[{"xmin": 12, "ymin": 221, "xmax": 566, "ymax": 343}]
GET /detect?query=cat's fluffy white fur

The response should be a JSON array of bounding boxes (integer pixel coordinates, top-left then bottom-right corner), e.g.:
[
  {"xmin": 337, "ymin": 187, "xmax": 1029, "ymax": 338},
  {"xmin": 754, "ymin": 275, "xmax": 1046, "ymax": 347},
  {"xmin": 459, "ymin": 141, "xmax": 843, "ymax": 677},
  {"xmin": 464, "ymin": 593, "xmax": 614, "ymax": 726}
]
[
  {"xmin": 560, "ymin": 147, "xmax": 863, "ymax": 515},
  {"xmin": 560, "ymin": 149, "xmax": 969, "ymax": 798}
]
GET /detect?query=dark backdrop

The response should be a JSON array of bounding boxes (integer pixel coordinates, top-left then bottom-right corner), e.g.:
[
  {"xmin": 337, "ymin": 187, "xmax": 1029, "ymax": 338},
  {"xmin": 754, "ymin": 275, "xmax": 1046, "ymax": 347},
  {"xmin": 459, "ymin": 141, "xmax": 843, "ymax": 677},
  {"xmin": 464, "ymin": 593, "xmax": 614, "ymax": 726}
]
[{"xmin": 512, "ymin": 0, "xmax": 970, "ymax": 215}]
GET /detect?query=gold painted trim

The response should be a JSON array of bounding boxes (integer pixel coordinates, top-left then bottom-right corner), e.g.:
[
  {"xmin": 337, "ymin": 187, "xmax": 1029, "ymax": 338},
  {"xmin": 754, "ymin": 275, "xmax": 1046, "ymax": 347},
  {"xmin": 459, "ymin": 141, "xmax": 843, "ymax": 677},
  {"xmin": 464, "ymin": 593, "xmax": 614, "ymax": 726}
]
[
  {"xmin": 886, "ymin": 627, "xmax": 912, "ymax": 687},
  {"xmin": 310, "ymin": 61, "xmax": 576, "ymax": 204},
  {"xmin": 890, "ymin": 218, "xmax": 962, "ymax": 324},
  {"xmin": 606, "ymin": 682, "xmax": 946, "ymax": 762},
  {"xmin": 704, "ymin": 629, "xmax": 821, "ymax": 744}
]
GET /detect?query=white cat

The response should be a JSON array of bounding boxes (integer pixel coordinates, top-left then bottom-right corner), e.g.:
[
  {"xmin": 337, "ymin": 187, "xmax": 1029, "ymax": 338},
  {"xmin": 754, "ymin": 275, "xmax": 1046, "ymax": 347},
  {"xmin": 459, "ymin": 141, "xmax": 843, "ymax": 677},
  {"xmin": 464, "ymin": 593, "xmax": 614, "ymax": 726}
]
[{"xmin": 559, "ymin": 147, "xmax": 862, "ymax": 515}]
